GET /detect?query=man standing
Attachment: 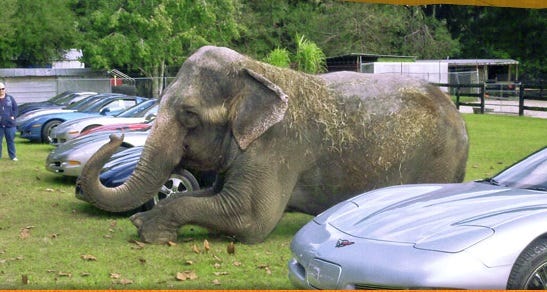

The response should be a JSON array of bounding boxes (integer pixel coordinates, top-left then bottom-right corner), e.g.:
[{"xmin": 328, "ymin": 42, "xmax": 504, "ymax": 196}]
[{"xmin": 0, "ymin": 82, "xmax": 18, "ymax": 161}]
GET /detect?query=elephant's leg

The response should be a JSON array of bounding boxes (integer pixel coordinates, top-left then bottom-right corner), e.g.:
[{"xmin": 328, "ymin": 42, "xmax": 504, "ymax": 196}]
[{"xmin": 130, "ymin": 167, "xmax": 296, "ymax": 244}]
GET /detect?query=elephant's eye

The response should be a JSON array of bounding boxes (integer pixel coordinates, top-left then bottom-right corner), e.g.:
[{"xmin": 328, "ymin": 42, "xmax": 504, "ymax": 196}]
[{"xmin": 181, "ymin": 109, "xmax": 199, "ymax": 128}]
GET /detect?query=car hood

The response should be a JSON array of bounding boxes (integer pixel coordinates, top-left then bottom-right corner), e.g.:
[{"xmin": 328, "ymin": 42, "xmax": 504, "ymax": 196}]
[{"xmin": 323, "ymin": 182, "xmax": 547, "ymax": 246}]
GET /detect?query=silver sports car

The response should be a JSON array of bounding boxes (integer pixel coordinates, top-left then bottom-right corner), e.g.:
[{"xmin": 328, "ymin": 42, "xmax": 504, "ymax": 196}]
[
  {"xmin": 45, "ymin": 129, "xmax": 149, "ymax": 177},
  {"xmin": 289, "ymin": 146, "xmax": 547, "ymax": 289}
]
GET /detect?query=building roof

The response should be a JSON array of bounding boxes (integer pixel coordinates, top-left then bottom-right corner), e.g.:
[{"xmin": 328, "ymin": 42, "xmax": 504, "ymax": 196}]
[{"xmin": 418, "ymin": 59, "xmax": 519, "ymax": 66}]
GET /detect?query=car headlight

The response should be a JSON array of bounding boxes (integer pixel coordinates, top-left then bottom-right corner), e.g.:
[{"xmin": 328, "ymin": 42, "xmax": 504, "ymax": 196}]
[{"xmin": 414, "ymin": 225, "xmax": 494, "ymax": 252}]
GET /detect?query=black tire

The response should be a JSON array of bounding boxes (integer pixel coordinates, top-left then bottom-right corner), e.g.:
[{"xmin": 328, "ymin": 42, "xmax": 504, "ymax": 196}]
[
  {"xmin": 507, "ymin": 238, "xmax": 547, "ymax": 289},
  {"xmin": 42, "ymin": 120, "xmax": 63, "ymax": 143},
  {"xmin": 142, "ymin": 169, "xmax": 200, "ymax": 211}
]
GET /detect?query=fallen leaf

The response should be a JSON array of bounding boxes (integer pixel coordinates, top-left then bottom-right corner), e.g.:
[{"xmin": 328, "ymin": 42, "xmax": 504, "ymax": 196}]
[
  {"xmin": 80, "ymin": 272, "xmax": 91, "ymax": 277},
  {"xmin": 139, "ymin": 258, "xmax": 146, "ymax": 264},
  {"xmin": 118, "ymin": 278, "xmax": 133, "ymax": 285},
  {"xmin": 192, "ymin": 244, "xmax": 201, "ymax": 254},
  {"xmin": 214, "ymin": 263, "xmax": 222, "ymax": 269},
  {"xmin": 19, "ymin": 228, "xmax": 31, "ymax": 240},
  {"xmin": 233, "ymin": 261, "xmax": 242, "ymax": 267},
  {"xmin": 203, "ymin": 239, "xmax": 210, "ymax": 252},
  {"xmin": 129, "ymin": 239, "xmax": 146, "ymax": 248},
  {"xmin": 167, "ymin": 241, "xmax": 177, "ymax": 246},
  {"xmin": 110, "ymin": 273, "xmax": 121, "ymax": 279},
  {"xmin": 213, "ymin": 271, "xmax": 229, "ymax": 276},
  {"xmin": 185, "ymin": 260, "xmax": 194, "ymax": 265},
  {"xmin": 212, "ymin": 279, "xmax": 221, "ymax": 285},
  {"xmin": 176, "ymin": 271, "xmax": 198, "ymax": 281},
  {"xmin": 81, "ymin": 254, "xmax": 97, "ymax": 261},
  {"xmin": 257, "ymin": 264, "xmax": 272, "ymax": 275},
  {"xmin": 110, "ymin": 221, "xmax": 117, "ymax": 227},
  {"xmin": 45, "ymin": 188, "xmax": 54, "ymax": 192},
  {"xmin": 213, "ymin": 255, "xmax": 222, "ymax": 262},
  {"xmin": 58, "ymin": 272, "xmax": 72, "ymax": 277},
  {"xmin": 21, "ymin": 275, "xmax": 29, "ymax": 284},
  {"xmin": 227, "ymin": 242, "xmax": 235, "ymax": 254},
  {"xmin": 49, "ymin": 233, "xmax": 59, "ymax": 239}
]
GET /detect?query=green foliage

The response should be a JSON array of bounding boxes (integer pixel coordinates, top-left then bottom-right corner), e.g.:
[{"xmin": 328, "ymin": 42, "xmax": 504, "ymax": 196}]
[
  {"xmin": 294, "ymin": 35, "xmax": 327, "ymax": 73},
  {"xmin": 0, "ymin": 0, "xmax": 77, "ymax": 67},
  {"xmin": 263, "ymin": 48, "xmax": 291, "ymax": 68},
  {"xmin": 263, "ymin": 36, "xmax": 326, "ymax": 74}
]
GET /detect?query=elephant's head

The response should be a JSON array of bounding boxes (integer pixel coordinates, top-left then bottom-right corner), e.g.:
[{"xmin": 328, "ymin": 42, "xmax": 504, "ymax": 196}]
[{"xmin": 77, "ymin": 46, "xmax": 290, "ymax": 212}]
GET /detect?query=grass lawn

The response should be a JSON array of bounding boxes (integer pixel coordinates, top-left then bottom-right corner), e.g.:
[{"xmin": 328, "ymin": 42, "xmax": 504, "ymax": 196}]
[{"xmin": 0, "ymin": 113, "xmax": 545, "ymax": 289}]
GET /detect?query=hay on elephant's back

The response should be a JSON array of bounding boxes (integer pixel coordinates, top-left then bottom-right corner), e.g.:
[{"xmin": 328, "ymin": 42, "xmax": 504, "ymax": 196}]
[{"xmin": 249, "ymin": 63, "xmax": 357, "ymax": 152}]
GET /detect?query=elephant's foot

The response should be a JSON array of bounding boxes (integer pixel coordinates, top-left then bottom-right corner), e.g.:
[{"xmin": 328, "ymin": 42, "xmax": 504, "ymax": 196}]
[{"xmin": 130, "ymin": 209, "xmax": 179, "ymax": 244}]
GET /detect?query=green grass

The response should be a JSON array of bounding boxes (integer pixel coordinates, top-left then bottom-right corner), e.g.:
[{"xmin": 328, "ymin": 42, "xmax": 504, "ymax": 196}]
[{"xmin": 0, "ymin": 113, "xmax": 546, "ymax": 289}]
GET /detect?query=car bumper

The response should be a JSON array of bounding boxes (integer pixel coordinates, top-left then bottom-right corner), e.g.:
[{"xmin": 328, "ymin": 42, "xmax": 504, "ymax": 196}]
[
  {"xmin": 288, "ymin": 221, "xmax": 511, "ymax": 289},
  {"xmin": 20, "ymin": 126, "xmax": 42, "ymax": 142},
  {"xmin": 50, "ymin": 132, "xmax": 79, "ymax": 146},
  {"xmin": 45, "ymin": 152, "xmax": 85, "ymax": 177}
]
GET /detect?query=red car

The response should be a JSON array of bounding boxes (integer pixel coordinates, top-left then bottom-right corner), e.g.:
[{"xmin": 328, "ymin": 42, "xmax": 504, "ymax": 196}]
[{"xmin": 78, "ymin": 121, "xmax": 153, "ymax": 137}]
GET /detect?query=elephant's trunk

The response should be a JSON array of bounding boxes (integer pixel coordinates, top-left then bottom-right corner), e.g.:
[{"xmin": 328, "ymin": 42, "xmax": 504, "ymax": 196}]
[{"xmin": 77, "ymin": 133, "xmax": 178, "ymax": 212}]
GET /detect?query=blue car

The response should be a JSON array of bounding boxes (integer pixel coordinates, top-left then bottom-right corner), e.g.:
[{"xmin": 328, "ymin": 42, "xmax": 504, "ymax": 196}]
[
  {"xmin": 16, "ymin": 93, "xmax": 124, "ymax": 129},
  {"xmin": 19, "ymin": 94, "xmax": 149, "ymax": 143},
  {"xmin": 17, "ymin": 91, "xmax": 97, "ymax": 117},
  {"xmin": 75, "ymin": 146, "xmax": 216, "ymax": 212}
]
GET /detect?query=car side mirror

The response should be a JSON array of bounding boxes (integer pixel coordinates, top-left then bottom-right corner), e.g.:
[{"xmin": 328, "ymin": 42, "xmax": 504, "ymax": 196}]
[
  {"xmin": 100, "ymin": 107, "xmax": 111, "ymax": 115},
  {"xmin": 145, "ymin": 113, "xmax": 156, "ymax": 122}
]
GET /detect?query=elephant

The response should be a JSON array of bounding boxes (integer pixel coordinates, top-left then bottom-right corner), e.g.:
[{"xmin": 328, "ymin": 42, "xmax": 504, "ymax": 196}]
[{"xmin": 77, "ymin": 45, "xmax": 469, "ymax": 244}]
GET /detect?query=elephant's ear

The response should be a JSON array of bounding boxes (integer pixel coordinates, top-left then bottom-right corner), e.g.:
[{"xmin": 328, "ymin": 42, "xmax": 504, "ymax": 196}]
[{"xmin": 232, "ymin": 68, "xmax": 289, "ymax": 150}]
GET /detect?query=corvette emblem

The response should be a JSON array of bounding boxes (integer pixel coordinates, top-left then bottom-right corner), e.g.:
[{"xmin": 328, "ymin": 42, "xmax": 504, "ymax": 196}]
[{"xmin": 335, "ymin": 239, "xmax": 355, "ymax": 248}]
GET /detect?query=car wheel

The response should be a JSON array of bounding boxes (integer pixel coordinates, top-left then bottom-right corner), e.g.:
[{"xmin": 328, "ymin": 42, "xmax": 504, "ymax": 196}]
[
  {"xmin": 142, "ymin": 169, "xmax": 200, "ymax": 211},
  {"xmin": 42, "ymin": 120, "xmax": 62, "ymax": 143},
  {"xmin": 507, "ymin": 238, "xmax": 547, "ymax": 289}
]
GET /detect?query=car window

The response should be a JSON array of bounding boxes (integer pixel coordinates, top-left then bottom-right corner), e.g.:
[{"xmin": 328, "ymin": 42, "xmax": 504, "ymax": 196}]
[
  {"xmin": 492, "ymin": 148, "xmax": 547, "ymax": 190},
  {"xmin": 99, "ymin": 99, "xmax": 138, "ymax": 113},
  {"xmin": 66, "ymin": 94, "xmax": 104, "ymax": 110},
  {"xmin": 116, "ymin": 99, "xmax": 156, "ymax": 118}
]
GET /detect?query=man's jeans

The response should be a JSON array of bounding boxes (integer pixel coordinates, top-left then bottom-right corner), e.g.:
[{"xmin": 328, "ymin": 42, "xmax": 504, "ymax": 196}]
[{"xmin": 0, "ymin": 126, "xmax": 17, "ymax": 159}]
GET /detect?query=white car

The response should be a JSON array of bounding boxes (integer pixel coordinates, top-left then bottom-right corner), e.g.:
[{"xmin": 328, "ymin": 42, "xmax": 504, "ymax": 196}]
[
  {"xmin": 51, "ymin": 99, "xmax": 158, "ymax": 145},
  {"xmin": 289, "ymin": 147, "xmax": 547, "ymax": 289}
]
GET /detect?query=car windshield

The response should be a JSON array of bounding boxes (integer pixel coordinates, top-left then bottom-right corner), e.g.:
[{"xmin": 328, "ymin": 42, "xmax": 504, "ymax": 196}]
[
  {"xmin": 65, "ymin": 94, "xmax": 104, "ymax": 110},
  {"xmin": 488, "ymin": 147, "xmax": 547, "ymax": 191},
  {"xmin": 48, "ymin": 91, "xmax": 74, "ymax": 105},
  {"xmin": 115, "ymin": 99, "xmax": 157, "ymax": 118}
]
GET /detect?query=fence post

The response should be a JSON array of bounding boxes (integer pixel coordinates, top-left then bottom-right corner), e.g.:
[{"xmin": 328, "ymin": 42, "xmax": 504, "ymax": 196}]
[
  {"xmin": 519, "ymin": 82, "xmax": 525, "ymax": 116},
  {"xmin": 479, "ymin": 82, "xmax": 485, "ymax": 114},
  {"xmin": 455, "ymin": 85, "xmax": 461, "ymax": 109}
]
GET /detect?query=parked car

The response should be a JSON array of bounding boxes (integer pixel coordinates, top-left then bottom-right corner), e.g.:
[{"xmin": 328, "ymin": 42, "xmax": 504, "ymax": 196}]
[
  {"xmin": 16, "ymin": 93, "xmax": 124, "ymax": 129},
  {"xmin": 74, "ymin": 146, "xmax": 216, "ymax": 212},
  {"xmin": 17, "ymin": 91, "xmax": 97, "ymax": 117},
  {"xmin": 288, "ymin": 147, "xmax": 547, "ymax": 290},
  {"xmin": 19, "ymin": 94, "xmax": 148, "ymax": 143},
  {"xmin": 78, "ymin": 121, "xmax": 153, "ymax": 137},
  {"xmin": 51, "ymin": 98, "xmax": 159, "ymax": 145},
  {"xmin": 45, "ymin": 129, "xmax": 150, "ymax": 177}
]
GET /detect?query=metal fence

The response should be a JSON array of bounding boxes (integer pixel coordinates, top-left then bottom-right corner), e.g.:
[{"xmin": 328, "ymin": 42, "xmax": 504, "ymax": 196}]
[{"xmin": 433, "ymin": 82, "xmax": 546, "ymax": 116}]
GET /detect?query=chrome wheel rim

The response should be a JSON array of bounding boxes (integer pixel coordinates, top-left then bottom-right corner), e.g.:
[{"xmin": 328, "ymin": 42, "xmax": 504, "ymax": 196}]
[
  {"xmin": 152, "ymin": 174, "xmax": 194, "ymax": 205},
  {"xmin": 524, "ymin": 262, "xmax": 547, "ymax": 289}
]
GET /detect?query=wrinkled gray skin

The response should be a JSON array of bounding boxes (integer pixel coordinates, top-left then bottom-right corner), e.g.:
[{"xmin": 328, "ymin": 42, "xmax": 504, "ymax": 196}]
[{"xmin": 78, "ymin": 46, "xmax": 468, "ymax": 244}]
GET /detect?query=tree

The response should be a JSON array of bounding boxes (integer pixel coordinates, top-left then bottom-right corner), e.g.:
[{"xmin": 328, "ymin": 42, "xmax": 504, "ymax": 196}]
[
  {"xmin": 0, "ymin": 0, "xmax": 77, "ymax": 67},
  {"xmin": 73, "ymin": 0, "xmax": 242, "ymax": 97},
  {"xmin": 426, "ymin": 5, "xmax": 546, "ymax": 81},
  {"xmin": 236, "ymin": 1, "xmax": 460, "ymax": 60}
]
